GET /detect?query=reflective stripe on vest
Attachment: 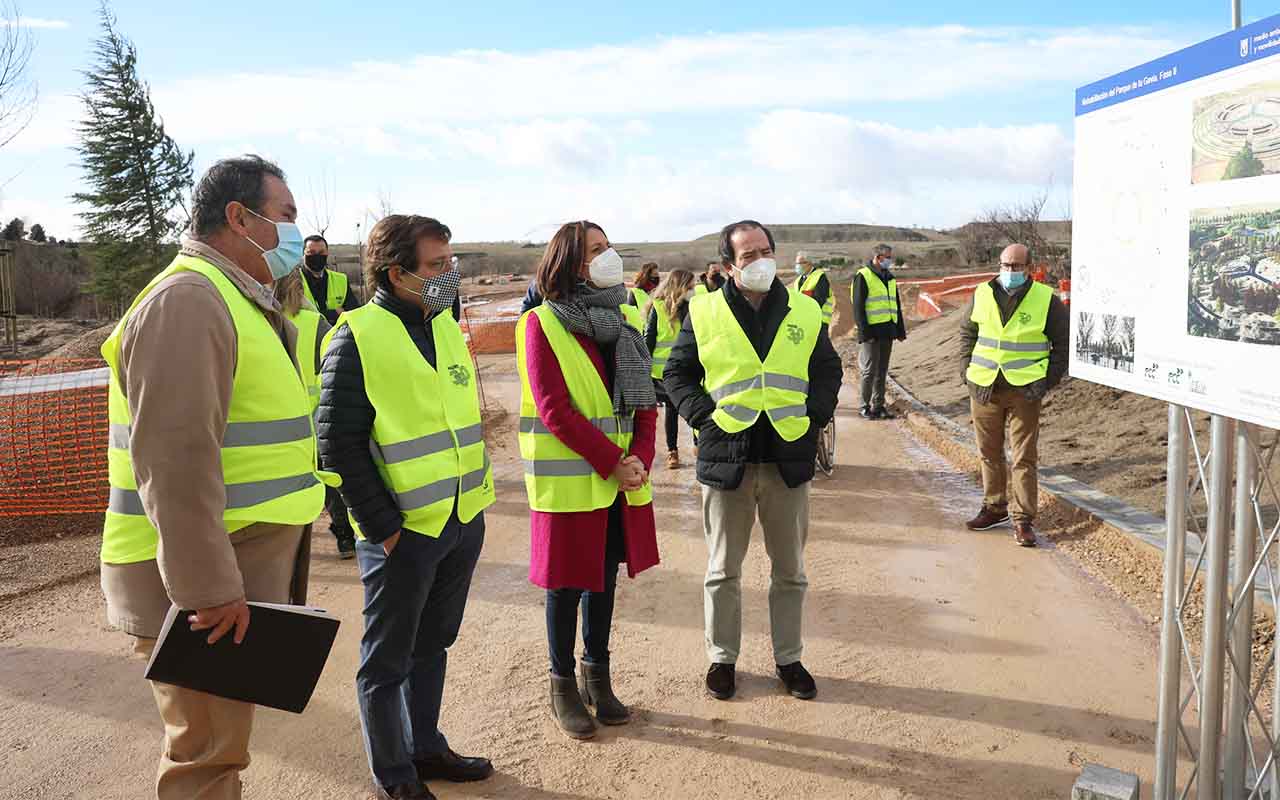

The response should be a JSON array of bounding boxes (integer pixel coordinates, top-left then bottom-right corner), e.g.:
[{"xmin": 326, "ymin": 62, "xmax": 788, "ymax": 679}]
[
  {"xmin": 516, "ymin": 305, "xmax": 653, "ymax": 513},
  {"xmin": 965, "ymin": 281, "xmax": 1052, "ymax": 387},
  {"xmin": 287, "ymin": 306, "xmax": 323, "ymax": 411},
  {"xmin": 101, "ymin": 255, "xmax": 327, "ymax": 565},
  {"xmin": 300, "ymin": 268, "xmax": 348, "ymax": 312},
  {"xmin": 688, "ymin": 288, "xmax": 820, "ymax": 442},
  {"xmin": 858, "ymin": 267, "xmax": 899, "ymax": 325},
  {"xmin": 793, "ymin": 269, "xmax": 834, "ymax": 325},
  {"xmin": 329, "ymin": 302, "xmax": 494, "ymax": 539},
  {"xmin": 649, "ymin": 298, "xmax": 679, "ymax": 380}
]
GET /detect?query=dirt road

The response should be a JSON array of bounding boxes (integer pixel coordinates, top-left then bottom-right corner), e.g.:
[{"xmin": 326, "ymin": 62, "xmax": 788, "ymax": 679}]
[{"xmin": 0, "ymin": 362, "xmax": 1168, "ymax": 799}]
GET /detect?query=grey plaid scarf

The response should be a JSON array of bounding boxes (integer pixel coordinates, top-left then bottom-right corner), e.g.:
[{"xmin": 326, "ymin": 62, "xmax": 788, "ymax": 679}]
[{"xmin": 546, "ymin": 283, "xmax": 656, "ymax": 416}]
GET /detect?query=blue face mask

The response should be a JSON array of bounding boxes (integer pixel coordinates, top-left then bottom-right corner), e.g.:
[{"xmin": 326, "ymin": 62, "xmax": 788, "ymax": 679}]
[
  {"xmin": 244, "ymin": 207, "xmax": 304, "ymax": 281},
  {"xmin": 998, "ymin": 269, "xmax": 1027, "ymax": 290}
]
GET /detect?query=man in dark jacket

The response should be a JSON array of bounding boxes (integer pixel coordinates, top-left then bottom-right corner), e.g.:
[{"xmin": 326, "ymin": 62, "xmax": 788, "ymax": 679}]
[
  {"xmin": 302, "ymin": 235, "xmax": 360, "ymax": 324},
  {"xmin": 851, "ymin": 244, "xmax": 907, "ymax": 419},
  {"xmin": 957, "ymin": 244, "xmax": 1069, "ymax": 547},
  {"xmin": 318, "ymin": 215, "xmax": 490, "ymax": 800},
  {"xmin": 665, "ymin": 220, "xmax": 843, "ymax": 704}
]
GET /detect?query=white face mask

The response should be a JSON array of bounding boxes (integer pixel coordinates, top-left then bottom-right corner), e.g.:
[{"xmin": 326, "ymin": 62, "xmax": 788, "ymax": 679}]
[
  {"xmin": 735, "ymin": 257, "xmax": 777, "ymax": 292},
  {"xmin": 587, "ymin": 247, "xmax": 625, "ymax": 288}
]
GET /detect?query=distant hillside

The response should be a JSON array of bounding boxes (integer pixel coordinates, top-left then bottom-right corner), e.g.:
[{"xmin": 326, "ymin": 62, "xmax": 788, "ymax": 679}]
[{"xmin": 695, "ymin": 223, "xmax": 934, "ymax": 244}]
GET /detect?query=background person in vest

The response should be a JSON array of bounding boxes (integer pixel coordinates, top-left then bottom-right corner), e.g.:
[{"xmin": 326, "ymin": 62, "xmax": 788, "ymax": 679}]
[
  {"xmin": 643, "ymin": 268, "xmax": 697, "ymax": 469},
  {"xmin": 698, "ymin": 260, "xmax": 725, "ymax": 294},
  {"xmin": 851, "ymin": 244, "xmax": 907, "ymax": 419},
  {"xmin": 273, "ymin": 270, "xmax": 358, "ymax": 560},
  {"xmin": 301, "ymin": 234, "xmax": 359, "ymax": 325},
  {"xmin": 665, "ymin": 220, "xmax": 843, "ymax": 702},
  {"xmin": 958, "ymin": 244, "xmax": 1069, "ymax": 548},
  {"xmin": 516, "ymin": 220, "xmax": 660, "ymax": 740},
  {"xmin": 318, "ymin": 215, "xmax": 495, "ymax": 799},
  {"xmin": 791, "ymin": 251, "xmax": 833, "ymax": 329},
  {"xmin": 630, "ymin": 261, "xmax": 660, "ymax": 309},
  {"xmin": 99, "ymin": 155, "xmax": 327, "ymax": 800}
]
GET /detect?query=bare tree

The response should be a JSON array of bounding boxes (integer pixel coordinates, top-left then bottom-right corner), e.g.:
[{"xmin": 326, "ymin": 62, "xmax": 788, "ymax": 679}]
[
  {"xmin": 1101, "ymin": 314, "xmax": 1119, "ymax": 367},
  {"xmin": 957, "ymin": 223, "xmax": 999, "ymax": 266},
  {"xmin": 1120, "ymin": 316, "xmax": 1136, "ymax": 358},
  {"xmin": 1077, "ymin": 311, "xmax": 1094, "ymax": 354},
  {"xmin": 304, "ymin": 169, "xmax": 335, "ymax": 237},
  {"xmin": 981, "ymin": 185, "xmax": 1050, "ymax": 263},
  {"xmin": 0, "ymin": 2, "xmax": 38, "ymax": 151}
]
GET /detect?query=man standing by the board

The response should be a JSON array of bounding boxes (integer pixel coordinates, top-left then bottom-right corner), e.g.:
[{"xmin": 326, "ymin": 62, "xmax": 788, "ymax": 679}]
[{"xmin": 958, "ymin": 244, "xmax": 1069, "ymax": 547}]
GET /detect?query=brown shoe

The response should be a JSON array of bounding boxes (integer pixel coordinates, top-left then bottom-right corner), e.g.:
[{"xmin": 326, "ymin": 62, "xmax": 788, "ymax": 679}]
[
  {"xmin": 666, "ymin": 450, "xmax": 680, "ymax": 469},
  {"xmin": 1013, "ymin": 522, "xmax": 1037, "ymax": 547},
  {"xmin": 964, "ymin": 506, "xmax": 1010, "ymax": 531}
]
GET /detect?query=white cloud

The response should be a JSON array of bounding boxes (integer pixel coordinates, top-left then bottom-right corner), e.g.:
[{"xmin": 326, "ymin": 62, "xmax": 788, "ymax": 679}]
[
  {"xmin": 132, "ymin": 24, "xmax": 1182, "ymax": 145},
  {"xmin": 747, "ymin": 110, "xmax": 1071, "ymax": 188},
  {"xmin": 2, "ymin": 17, "xmax": 69, "ymax": 29}
]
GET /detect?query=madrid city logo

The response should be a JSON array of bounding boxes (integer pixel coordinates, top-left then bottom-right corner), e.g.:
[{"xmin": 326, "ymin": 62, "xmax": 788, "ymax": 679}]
[
  {"xmin": 1242, "ymin": 37, "xmax": 1251, "ymax": 58},
  {"xmin": 786, "ymin": 323, "xmax": 804, "ymax": 345},
  {"xmin": 448, "ymin": 363, "xmax": 471, "ymax": 387},
  {"xmin": 1018, "ymin": 311, "xmax": 1033, "ymax": 325}
]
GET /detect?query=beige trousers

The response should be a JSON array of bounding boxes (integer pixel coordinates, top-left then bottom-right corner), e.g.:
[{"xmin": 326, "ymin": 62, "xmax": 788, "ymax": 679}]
[
  {"xmin": 970, "ymin": 387, "xmax": 1042, "ymax": 523},
  {"xmin": 703, "ymin": 463, "xmax": 810, "ymax": 666},
  {"xmin": 132, "ymin": 524, "xmax": 304, "ymax": 800}
]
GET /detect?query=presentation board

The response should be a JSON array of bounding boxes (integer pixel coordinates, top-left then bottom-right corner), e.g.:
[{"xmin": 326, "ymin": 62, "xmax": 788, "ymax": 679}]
[{"xmin": 1072, "ymin": 14, "xmax": 1280, "ymax": 430}]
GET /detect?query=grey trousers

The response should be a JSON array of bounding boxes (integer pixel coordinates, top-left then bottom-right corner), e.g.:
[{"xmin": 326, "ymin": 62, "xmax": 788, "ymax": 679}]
[
  {"xmin": 703, "ymin": 463, "xmax": 810, "ymax": 666},
  {"xmin": 858, "ymin": 338, "xmax": 894, "ymax": 409}
]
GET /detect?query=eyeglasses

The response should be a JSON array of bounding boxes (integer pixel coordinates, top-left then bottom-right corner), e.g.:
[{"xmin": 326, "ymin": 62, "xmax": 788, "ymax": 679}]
[
  {"xmin": 427, "ymin": 256, "xmax": 460, "ymax": 272},
  {"xmin": 1000, "ymin": 262, "xmax": 1027, "ymax": 269}
]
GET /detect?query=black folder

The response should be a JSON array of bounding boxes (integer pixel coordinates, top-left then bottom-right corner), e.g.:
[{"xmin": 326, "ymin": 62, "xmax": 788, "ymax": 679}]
[{"xmin": 144, "ymin": 602, "xmax": 340, "ymax": 713}]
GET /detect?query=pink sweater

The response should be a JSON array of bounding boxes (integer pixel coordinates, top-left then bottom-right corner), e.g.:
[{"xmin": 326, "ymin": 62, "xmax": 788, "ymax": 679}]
[{"xmin": 524, "ymin": 312, "xmax": 659, "ymax": 592}]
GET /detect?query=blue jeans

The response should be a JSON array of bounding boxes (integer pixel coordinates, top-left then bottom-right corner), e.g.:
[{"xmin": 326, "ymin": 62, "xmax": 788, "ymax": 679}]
[{"xmin": 355, "ymin": 510, "xmax": 485, "ymax": 788}]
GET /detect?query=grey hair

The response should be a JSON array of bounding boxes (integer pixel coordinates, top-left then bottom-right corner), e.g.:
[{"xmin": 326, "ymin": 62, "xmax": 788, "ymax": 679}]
[
  {"xmin": 191, "ymin": 155, "xmax": 287, "ymax": 238},
  {"xmin": 874, "ymin": 243, "xmax": 893, "ymax": 256}
]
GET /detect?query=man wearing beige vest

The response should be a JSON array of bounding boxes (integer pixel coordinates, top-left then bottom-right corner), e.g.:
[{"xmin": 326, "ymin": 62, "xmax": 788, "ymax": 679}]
[{"xmin": 100, "ymin": 155, "xmax": 325, "ymax": 799}]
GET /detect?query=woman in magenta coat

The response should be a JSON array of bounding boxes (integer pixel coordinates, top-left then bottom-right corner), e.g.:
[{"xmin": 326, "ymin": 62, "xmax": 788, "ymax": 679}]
[{"xmin": 520, "ymin": 220, "xmax": 659, "ymax": 740}]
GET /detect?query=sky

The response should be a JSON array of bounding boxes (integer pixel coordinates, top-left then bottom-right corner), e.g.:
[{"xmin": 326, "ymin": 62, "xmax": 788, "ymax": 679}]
[{"xmin": 2, "ymin": 1, "xmax": 1265, "ymax": 244}]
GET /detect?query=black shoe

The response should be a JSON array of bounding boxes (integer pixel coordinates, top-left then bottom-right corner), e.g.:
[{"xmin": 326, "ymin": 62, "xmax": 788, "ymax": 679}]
[
  {"xmin": 336, "ymin": 535, "xmax": 356, "ymax": 560},
  {"xmin": 414, "ymin": 749, "xmax": 494, "ymax": 783},
  {"xmin": 872, "ymin": 407, "xmax": 896, "ymax": 420},
  {"xmin": 776, "ymin": 662, "xmax": 817, "ymax": 700},
  {"xmin": 375, "ymin": 781, "xmax": 435, "ymax": 800},
  {"xmin": 706, "ymin": 663, "xmax": 736, "ymax": 700},
  {"xmin": 860, "ymin": 406, "xmax": 873, "ymax": 419}
]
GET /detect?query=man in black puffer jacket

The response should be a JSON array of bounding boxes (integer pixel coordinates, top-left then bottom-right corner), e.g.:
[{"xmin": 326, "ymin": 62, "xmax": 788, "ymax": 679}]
[
  {"xmin": 318, "ymin": 214, "xmax": 492, "ymax": 800},
  {"xmin": 664, "ymin": 220, "xmax": 843, "ymax": 705}
]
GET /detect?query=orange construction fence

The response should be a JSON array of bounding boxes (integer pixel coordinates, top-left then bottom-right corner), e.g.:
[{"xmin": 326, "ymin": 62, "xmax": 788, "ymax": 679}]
[{"xmin": 0, "ymin": 359, "xmax": 109, "ymax": 516}]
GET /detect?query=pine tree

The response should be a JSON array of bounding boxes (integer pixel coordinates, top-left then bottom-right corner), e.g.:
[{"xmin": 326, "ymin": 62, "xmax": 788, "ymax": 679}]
[
  {"xmin": 2, "ymin": 216, "xmax": 23, "ymax": 240},
  {"xmin": 28, "ymin": 223, "xmax": 45, "ymax": 242},
  {"xmin": 72, "ymin": 2, "xmax": 193, "ymax": 311}
]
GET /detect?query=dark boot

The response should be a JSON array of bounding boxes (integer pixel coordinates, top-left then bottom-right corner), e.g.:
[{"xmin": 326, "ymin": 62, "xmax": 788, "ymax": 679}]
[
  {"xmin": 578, "ymin": 661, "xmax": 630, "ymax": 725},
  {"xmin": 549, "ymin": 674, "xmax": 596, "ymax": 739}
]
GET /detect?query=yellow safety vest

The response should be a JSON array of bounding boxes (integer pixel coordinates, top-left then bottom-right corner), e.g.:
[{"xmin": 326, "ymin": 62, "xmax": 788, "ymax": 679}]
[
  {"xmin": 857, "ymin": 267, "xmax": 899, "ymax": 325},
  {"xmin": 648, "ymin": 298, "xmax": 678, "ymax": 380},
  {"xmin": 101, "ymin": 255, "xmax": 330, "ymax": 565},
  {"xmin": 694, "ymin": 284, "xmax": 709, "ymax": 296},
  {"xmin": 327, "ymin": 303, "xmax": 494, "ymax": 539},
  {"xmin": 515, "ymin": 305, "xmax": 653, "ymax": 513},
  {"xmin": 793, "ymin": 268, "xmax": 834, "ymax": 326},
  {"xmin": 630, "ymin": 286, "xmax": 651, "ymax": 311},
  {"xmin": 966, "ymin": 281, "xmax": 1052, "ymax": 387},
  {"xmin": 688, "ymin": 289, "xmax": 820, "ymax": 441},
  {"xmin": 301, "ymin": 267, "xmax": 348, "ymax": 312},
  {"xmin": 620, "ymin": 302, "xmax": 644, "ymax": 333},
  {"xmin": 287, "ymin": 306, "xmax": 323, "ymax": 411}
]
